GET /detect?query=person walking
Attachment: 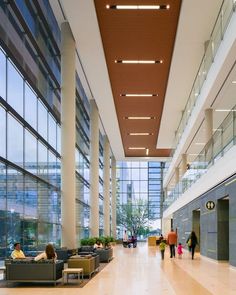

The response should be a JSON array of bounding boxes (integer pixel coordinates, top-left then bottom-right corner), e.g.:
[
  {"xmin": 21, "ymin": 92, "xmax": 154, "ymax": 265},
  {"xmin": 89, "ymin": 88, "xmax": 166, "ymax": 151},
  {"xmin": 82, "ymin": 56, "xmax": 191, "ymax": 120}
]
[
  {"xmin": 167, "ymin": 228, "xmax": 177, "ymax": 258},
  {"xmin": 177, "ymin": 242, "xmax": 183, "ymax": 258},
  {"xmin": 123, "ymin": 230, "xmax": 129, "ymax": 247},
  {"xmin": 187, "ymin": 231, "xmax": 198, "ymax": 260},
  {"xmin": 159, "ymin": 239, "xmax": 166, "ymax": 260}
]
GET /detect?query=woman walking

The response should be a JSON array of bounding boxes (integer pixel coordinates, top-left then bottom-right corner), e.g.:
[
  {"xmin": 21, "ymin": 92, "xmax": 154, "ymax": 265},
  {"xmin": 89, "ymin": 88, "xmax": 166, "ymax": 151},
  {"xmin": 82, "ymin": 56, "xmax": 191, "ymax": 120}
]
[{"xmin": 187, "ymin": 231, "xmax": 198, "ymax": 260}]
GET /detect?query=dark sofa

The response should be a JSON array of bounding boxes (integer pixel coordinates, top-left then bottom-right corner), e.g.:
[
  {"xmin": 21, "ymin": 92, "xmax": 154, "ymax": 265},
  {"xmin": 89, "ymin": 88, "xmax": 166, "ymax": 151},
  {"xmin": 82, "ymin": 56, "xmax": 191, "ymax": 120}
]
[
  {"xmin": 5, "ymin": 259, "xmax": 64, "ymax": 285},
  {"xmin": 56, "ymin": 248, "xmax": 77, "ymax": 262},
  {"xmin": 95, "ymin": 248, "xmax": 113, "ymax": 262},
  {"xmin": 78, "ymin": 246, "xmax": 113, "ymax": 263}
]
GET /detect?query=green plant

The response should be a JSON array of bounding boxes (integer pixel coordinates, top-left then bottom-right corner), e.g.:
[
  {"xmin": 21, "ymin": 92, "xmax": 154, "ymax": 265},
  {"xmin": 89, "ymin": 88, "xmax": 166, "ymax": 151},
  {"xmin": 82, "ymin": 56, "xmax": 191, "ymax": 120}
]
[
  {"xmin": 88, "ymin": 237, "xmax": 96, "ymax": 246},
  {"xmin": 96, "ymin": 237, "xmax": 103, "ymax": 244},
  {"xmin": 80, "ymin": 238, "xmax": 89, "ymax": 246},
  {"xmin": 102, "ymin": 236, "xmax": 112, "ymax": 248}
]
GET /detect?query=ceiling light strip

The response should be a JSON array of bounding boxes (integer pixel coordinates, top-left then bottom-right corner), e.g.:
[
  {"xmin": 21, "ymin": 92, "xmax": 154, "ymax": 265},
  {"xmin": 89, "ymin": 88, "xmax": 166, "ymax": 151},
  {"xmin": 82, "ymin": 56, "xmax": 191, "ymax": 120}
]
[
  {"xmin": 215, "ymin": 109, "xmax": 236, "ymax": 112},
  {"xmin": 146, "ymin": 148, "xmax": 149, "ymax": 155},
  {"xmin": 121, "ymin": 94, "xmax": 158, "ymax": 97},
  {"xmin": 129, "ymin": 133, "xmax": 152, "ymax": 136},
  {"xmin": 106, "ymin": 5, "xmax": 170, "ymax": 10},
  {"xmin": 115, "ymin": 60, "xmax": 163, "ymax": 64},
  {"xmin": 128, "ymin": 147, "xmax": 146, "ymax": 150},
  {"xmin": 125, "ymin": 116, "xmax": 155, "ymax": 120}
]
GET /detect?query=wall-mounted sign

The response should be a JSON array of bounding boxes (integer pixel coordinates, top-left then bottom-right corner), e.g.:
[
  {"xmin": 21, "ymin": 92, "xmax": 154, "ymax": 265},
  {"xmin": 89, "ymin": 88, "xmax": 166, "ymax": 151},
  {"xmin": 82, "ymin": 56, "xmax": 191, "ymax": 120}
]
[{"xmin": 205, "ymin": 200, "xmax": 215, "ymax": 210}]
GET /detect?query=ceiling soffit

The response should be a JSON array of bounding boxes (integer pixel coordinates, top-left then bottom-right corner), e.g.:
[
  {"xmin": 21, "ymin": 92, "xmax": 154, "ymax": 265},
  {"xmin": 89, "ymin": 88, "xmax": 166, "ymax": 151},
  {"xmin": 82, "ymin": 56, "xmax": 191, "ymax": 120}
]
[{"xmin": 94, "ymin": 0, "xmax": 182, "ymax": 157}]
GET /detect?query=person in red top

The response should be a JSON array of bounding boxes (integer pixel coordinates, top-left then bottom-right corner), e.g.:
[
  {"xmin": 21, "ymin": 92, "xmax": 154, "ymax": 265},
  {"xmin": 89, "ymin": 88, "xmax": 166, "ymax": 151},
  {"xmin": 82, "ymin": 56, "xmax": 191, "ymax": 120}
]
[{"xmin": 167, "ymin": 228, "xmax": 177, "ymax": 258}]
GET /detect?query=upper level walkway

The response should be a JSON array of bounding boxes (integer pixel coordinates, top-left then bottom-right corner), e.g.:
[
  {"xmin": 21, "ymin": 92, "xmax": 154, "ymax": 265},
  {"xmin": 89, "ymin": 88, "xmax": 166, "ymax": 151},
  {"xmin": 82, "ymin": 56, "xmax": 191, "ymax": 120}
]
[{"xmin": 1, "ymin": 243, "xmax": 236, "ymax": 295}]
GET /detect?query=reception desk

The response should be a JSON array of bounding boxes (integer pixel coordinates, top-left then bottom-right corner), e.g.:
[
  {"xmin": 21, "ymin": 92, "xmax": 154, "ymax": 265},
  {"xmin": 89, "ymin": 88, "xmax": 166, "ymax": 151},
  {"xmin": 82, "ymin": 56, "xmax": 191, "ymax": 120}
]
[{"xmin": 148, "ymin": 236, "xmax": 157, "ymax": 246}]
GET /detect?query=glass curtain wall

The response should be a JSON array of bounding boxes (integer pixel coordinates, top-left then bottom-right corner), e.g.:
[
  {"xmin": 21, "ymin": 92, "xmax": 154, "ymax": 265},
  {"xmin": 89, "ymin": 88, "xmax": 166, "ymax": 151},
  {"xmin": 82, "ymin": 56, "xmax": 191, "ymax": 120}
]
[
  {"xmin": 0, "ymin": 0, "xmax": 107, "ymax": 255},
  {"xmin": 75, "ymin": 77, "xmax": 91, "ymax": 240},
  {"xmin": 0, "ymin": 47, "xmax": 61, "ymax": 259},
  {"xmin": 99, "ymin": 136, "xmax": 104, "ymax": 236},
  {"xmin": 0, "ymin": 0, "xmax": 61, "ymax": 258},
  {"xmin": 116, "ymin": 161, "xmax": 164, "ymax": 239}
]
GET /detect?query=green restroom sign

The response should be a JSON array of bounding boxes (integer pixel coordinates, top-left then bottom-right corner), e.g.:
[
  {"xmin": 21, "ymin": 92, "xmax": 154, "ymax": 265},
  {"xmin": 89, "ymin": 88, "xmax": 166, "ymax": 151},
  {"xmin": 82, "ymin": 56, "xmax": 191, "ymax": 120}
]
[{"xmin": 205, "ymin": 201, "xmax": 215, "ymax": 210}]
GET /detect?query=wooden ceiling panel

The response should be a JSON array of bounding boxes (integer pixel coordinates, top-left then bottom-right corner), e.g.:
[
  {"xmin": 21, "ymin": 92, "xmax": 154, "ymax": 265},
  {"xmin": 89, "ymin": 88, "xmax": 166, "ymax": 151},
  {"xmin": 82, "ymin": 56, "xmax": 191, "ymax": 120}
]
[{"xmin": 94, "ymin": 0, "xmax": 182, "ymax": 157}]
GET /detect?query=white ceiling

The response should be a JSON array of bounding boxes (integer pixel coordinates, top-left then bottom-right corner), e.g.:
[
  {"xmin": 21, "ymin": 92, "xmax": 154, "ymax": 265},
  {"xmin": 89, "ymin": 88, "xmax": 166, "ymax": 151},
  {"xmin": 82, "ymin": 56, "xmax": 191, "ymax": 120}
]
[{"xmin": 50, "ymin": 0, "xmax": 226, "ymax": 161}]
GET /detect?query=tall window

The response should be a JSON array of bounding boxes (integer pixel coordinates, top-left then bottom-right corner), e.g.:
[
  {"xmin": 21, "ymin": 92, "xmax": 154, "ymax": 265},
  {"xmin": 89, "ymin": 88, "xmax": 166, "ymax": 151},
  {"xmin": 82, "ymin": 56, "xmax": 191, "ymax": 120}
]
[{"xmin": 116, "ymin": 161, "xmax": 164, "ymax": 238}]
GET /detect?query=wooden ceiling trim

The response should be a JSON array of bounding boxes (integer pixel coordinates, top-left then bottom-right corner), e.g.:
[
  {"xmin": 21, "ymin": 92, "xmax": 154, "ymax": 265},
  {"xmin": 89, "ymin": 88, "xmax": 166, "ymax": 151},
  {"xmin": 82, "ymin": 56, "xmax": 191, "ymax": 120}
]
[{"xmin": 94, "ymin": 0, "xmax": 182, "ymax": 157}]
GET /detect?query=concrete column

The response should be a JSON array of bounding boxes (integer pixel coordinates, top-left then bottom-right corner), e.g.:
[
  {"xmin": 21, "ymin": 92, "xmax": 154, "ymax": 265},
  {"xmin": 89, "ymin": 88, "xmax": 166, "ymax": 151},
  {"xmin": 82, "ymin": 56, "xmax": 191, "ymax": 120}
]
[
  {"xmin": 205, "ymin": 108, "xmax": 213, "ymax": 143},
  {"xmin": 181, "ymin": 153, "xmax": 187, "ymax": 176},
  {"xmin": 162, "ymin": 217, "xmax": 172, "ymax": 237},
  {"xmin": 103, "ymin": 136, "xmax": 110, "ymax": 236},
  {"xmin": 61, "ymin": 22, "xmax": 76, "ymax": 248},
  {"xmin": 204, "ymin": 40, "xmax": 210, "ymax": 51},
  {"xmin": 111, "ymin": 156, "xmax": 117, "ymax": 239},
  {"xmin": 163, "ymin": 187, "xmax": 168, "ymax": 201},
  {"xmin": 175, "ymin": 167, "xmax": 179, "ymax": 185},
  {"xmin": 89, "ymin": 100, "xmax": 100, "ymax": 237}
]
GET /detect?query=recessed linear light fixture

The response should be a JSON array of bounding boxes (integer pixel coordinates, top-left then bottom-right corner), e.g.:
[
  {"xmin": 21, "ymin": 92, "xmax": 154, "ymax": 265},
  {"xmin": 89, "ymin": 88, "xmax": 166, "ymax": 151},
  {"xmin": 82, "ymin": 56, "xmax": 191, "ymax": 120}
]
[
  {"xmin": 146, "ymin": 148, "xmax": 149, "ymax": 156},
  {"xmin": 121, "ymin": 94, "xmax": 158, "ymax": 97},
  {"xmin": 128, "ymin": 132, "xmax": 153, "ymax": 136},
  {"xmin": 128, "ymin": 147, "xmax": 146, "ymax": 150},
  {"xmin": 106, "ymin": 4, "xmax": 170, "ymax": 10},
  {"xmin": 213, "ymin": 128, "xmax": 222, "ymax": 132},
  {"xmin": 215, "ymin": 109, "xmax": 236, "ymax": 112},
  {"xmin": 115, "ymin": 60, "xmax": 163, "ymax": 64},
  {"xmin": 124, "ymin": 116, "xmax": 155, "ymax": 120}
]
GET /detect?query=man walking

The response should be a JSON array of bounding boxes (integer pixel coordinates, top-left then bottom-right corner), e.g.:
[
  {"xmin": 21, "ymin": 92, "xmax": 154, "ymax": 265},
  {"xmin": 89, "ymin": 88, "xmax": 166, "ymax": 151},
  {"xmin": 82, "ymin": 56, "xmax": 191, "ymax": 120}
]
[{"xmin": 167, "ymin": 228, "xmax": 177, "ymax": 258}]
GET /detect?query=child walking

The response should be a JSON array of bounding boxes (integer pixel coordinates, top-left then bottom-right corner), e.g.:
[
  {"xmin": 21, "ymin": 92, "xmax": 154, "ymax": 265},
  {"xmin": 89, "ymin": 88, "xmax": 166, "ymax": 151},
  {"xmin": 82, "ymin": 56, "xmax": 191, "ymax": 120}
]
[
  {"xmin": 159, "ymin": 239, "xmax": 166, "ymax": 260},
  {"xmin": 177, "ymin": 242, "xmax": 183, "ymax": 258}
]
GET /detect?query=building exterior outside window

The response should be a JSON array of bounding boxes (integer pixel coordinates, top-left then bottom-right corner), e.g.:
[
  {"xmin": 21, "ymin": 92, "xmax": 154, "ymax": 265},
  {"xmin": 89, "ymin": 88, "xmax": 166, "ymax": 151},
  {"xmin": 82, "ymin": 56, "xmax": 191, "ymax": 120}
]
[{"xmin": 116, "ymin": 161, "xmax": 164, "ymax": 239}]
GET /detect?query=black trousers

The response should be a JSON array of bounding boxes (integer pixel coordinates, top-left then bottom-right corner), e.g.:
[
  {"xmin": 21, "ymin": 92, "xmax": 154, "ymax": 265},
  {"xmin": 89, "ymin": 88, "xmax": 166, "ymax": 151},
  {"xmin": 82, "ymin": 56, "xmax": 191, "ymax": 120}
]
[
  {"xmin": 169, "ymin": 244, "xmax": 175, "ymax": 258},
  {"xmin": 191, "ymin": 245, "xmax": 196, "ymax": 259},
  {"xmin": 161, "ymin": 250, "xmax": 165, "ymax": 260}
]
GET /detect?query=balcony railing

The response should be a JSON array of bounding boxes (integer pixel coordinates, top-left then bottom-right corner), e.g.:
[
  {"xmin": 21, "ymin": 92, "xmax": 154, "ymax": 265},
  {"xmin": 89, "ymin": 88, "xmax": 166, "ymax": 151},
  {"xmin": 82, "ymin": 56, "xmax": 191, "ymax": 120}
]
[
  {"xmin": 164, "ymin": 104, "xmax": 236, "ymax": 208},
  {"xmin": 171, "ymin": 0, "xmax": 235, "ymax": 156}
]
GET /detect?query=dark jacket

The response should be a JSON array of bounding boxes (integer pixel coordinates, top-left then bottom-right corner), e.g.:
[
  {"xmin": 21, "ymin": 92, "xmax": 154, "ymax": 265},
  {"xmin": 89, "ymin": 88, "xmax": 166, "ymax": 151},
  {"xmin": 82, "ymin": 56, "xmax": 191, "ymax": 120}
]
[{"xmin": 187, "ymin": 233, "xmax": 198, "ymax": 247}]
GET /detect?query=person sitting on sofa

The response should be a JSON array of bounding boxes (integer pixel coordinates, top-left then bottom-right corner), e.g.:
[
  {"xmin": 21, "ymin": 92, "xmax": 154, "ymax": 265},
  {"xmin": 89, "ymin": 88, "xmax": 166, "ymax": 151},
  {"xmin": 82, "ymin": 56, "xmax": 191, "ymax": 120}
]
[
  {"xmin": 11, "ymin": 242, "xmax": 26, "ymax": 259},
  {"xmin": 34, "ymin": 244, "xmax": 57, "ymax": 261},
  {"xmin": 94, "ymin": 240, "xmax": 103, "ymax": 249}
]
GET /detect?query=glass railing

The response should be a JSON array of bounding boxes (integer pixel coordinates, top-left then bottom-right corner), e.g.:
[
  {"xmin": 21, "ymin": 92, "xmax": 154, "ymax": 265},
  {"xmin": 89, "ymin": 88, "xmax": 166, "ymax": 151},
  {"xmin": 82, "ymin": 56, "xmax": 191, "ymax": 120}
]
[
  {"xmin": 171, "ymin": 0, "xmax": 235, "ymax": 156},
  {"xmin": 164, "ymin": 104, "xmax": 236, "ymax": 209}
]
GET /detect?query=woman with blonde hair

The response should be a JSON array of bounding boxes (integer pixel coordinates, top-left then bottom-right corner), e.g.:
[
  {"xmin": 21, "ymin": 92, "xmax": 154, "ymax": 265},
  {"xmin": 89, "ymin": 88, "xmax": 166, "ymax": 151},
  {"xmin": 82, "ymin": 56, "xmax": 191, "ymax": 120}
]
[{"xmin": 34, "ymin": 244, "xmax": 57, "ymax": 261}]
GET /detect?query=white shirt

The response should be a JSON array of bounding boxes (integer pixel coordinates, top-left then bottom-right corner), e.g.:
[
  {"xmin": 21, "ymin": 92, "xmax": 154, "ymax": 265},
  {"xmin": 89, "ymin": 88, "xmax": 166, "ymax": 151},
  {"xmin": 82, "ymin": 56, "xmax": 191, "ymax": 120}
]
[{"xmin": 34, "ymin": 251, "xmax": 57, "ymax": 261}]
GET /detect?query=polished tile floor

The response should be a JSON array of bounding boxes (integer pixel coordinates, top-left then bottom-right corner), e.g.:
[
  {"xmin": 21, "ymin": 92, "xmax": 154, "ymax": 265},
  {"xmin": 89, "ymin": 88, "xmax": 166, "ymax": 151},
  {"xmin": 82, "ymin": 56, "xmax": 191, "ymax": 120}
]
[{"xmin": 1, "ymin": 243, "xmax": 236, "ymax": 295}]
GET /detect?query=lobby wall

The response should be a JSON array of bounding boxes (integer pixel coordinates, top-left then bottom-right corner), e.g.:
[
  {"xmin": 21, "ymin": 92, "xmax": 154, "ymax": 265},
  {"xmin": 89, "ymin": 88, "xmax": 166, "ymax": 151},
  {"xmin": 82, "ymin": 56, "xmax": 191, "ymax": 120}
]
[{"xmin": 173, "ymin": 174, "xmax": 236, "ymax": 266}]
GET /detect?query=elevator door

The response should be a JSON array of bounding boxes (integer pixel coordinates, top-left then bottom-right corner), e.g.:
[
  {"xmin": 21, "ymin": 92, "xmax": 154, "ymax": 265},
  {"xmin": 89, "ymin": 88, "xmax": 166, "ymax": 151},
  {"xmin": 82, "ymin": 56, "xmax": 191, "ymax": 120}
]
[
  {"xmin": 217, "ymin": 198, "xmax": 229, "ymax": 260},
  {"xmin": 192, "ymin": 210, "xmax": 200, "ymax": 252}
]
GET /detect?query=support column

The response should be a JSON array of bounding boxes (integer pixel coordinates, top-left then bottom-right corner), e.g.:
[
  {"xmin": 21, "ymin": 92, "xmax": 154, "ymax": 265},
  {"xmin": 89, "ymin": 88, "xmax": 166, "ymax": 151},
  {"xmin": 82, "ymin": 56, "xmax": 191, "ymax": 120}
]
[
  {"xmin": 90, "ymin": 100, "xmax": 99, "ymax": 237},
  {"xmin": 181, "ymin": 153, "xmax": 187, "ymax": 176},
  {"xmin": 111, "ymin": 156, "xmax": 117, "ymax": 239},
  {"xmin": 103, "ymin": 136, "xmax": 110, "ymax": 236},
  {"xmin": 162, "ymin": 217, "xmax": 172, "ymax": 237},
  {"xmin": 61, "ymin": 22, "xmax": 76, "ymax": 248},
  {"xmin": 205, "ymin": 108, "xmax": 213, "ymax": 143},
  {"xmin": 175, "ymin": 167, "xmax": 179, "ymax": 185}
]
